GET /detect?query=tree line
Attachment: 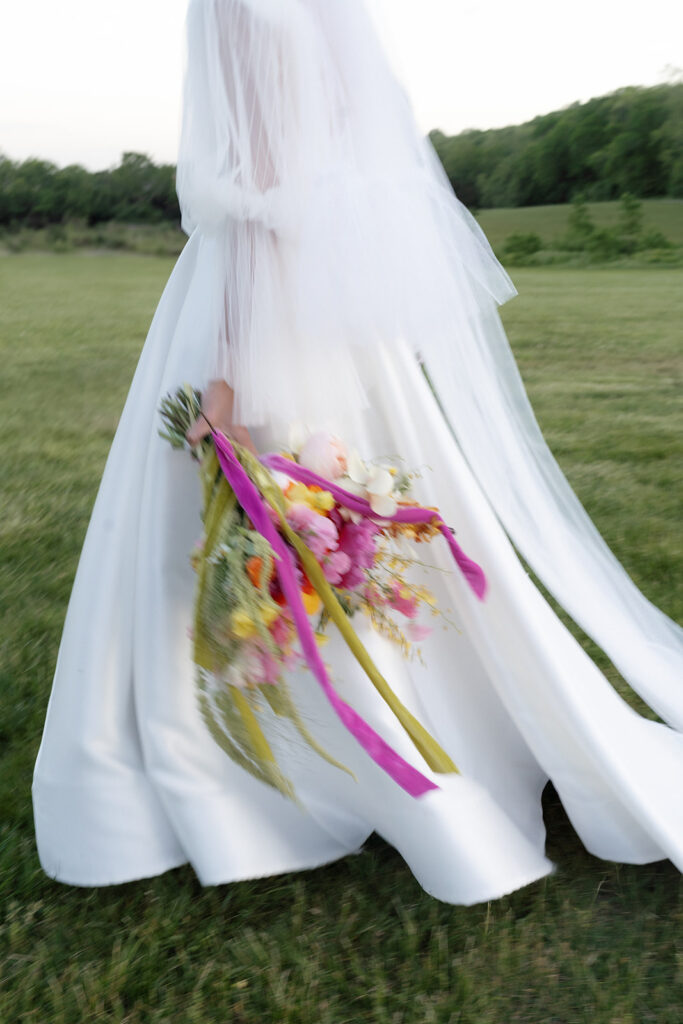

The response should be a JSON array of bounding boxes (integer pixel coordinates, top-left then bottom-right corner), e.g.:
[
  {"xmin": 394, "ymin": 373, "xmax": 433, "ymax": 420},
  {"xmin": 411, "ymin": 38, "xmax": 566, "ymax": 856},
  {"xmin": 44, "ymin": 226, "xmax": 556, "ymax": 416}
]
[
  {"xmin": 430, "ymin": 82, "xmax": 683, "ymax": 210},
  {"xmin": 1, "ymin": 83, "xmax": 681, "ymax": 229},
  {"xmin": 0, "ymin": 152, "xmax": 178, "ymax": 228}
]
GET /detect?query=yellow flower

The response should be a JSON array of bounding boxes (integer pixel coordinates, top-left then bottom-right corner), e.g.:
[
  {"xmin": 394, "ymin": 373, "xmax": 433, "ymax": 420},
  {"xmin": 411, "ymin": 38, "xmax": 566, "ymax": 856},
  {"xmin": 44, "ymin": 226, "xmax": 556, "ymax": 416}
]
[
  {"xmin": 231, "ymin": 610, "xmax": 258, "ymax": 639},
  {"xmin": 286, "ymin": 482, "xmax": 335, "ymax": 512},
  {"xmin": 302, "ymin": 590, "xmax": 322, "ymax": 616},
  {"xmin": 415, "ymin": 586, "xmax": 438, "ymax": 607},
  {"xmin": 259, "ymin": 603, "xmax": 281, "ymax": 627},
  {"xmin": 312, "ymin": 490, "xmax": 336, "ymax": 512}
]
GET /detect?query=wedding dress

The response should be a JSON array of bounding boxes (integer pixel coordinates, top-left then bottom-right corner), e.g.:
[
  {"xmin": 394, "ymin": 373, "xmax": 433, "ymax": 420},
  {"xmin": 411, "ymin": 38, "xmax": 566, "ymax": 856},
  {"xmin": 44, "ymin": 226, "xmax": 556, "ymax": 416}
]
[{"xmin": 32, "ymin": 0, "xmax": 683, "ymax": 904}]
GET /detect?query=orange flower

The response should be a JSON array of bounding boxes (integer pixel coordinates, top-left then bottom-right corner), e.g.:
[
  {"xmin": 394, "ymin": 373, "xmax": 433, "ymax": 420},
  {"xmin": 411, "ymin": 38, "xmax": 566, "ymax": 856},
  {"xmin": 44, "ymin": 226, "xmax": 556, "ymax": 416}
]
[
  {"xmin": 301, "ymin": 573, "xmax": 315, "ymax": 595},
  {"xmin": 246, "ymin": 556, "xmax": 264, "ymax": 588}
]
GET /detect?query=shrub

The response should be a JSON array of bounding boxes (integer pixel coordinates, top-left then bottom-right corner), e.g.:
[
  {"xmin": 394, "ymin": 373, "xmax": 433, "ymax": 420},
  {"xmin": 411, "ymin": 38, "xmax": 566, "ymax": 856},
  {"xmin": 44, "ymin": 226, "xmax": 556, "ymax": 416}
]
[
  {"xmin": 502, "ymin": 231, "xmax": 543, "ymax": 262},
  {"xmin": 46, "ymin": 223, "xmax": 72, "ymax": 253},
  {"xmin": 640, "ymin": 228, "xmax": 674, "ymax": 250},
  {"xmin": 616, "ymin": 192, "xmax": 644, "ymax": 253},
  {"xmin": 585, "ymin": 228, "xmax": 622, "ymax": 261}
]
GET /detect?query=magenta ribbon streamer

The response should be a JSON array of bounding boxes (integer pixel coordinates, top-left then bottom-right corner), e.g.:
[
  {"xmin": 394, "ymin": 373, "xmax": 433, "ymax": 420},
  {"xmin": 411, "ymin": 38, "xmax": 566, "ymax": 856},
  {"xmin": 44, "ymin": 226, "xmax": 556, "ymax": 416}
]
[
  {"xmin": 261, "ymin": 454, "xmax": 488, "ymax": 601},
  {"xmin": 212, "ymin": 431, "xmax": 438, "ymax": 799}
]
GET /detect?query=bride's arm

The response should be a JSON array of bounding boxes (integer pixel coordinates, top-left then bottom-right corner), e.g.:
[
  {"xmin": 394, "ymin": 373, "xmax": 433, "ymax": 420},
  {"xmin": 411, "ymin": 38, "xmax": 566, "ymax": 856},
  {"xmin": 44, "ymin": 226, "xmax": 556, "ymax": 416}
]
[
  {"xmin": 177, "ymin": 0, "xmax": 295, "ymax": 236},
  {"xmin": 186, "ymin": 379, "xmax": 258, "ymax": 453},
  {"xmin": 183, "ymin": 1, "xmax": 291, "ymax": 451}
]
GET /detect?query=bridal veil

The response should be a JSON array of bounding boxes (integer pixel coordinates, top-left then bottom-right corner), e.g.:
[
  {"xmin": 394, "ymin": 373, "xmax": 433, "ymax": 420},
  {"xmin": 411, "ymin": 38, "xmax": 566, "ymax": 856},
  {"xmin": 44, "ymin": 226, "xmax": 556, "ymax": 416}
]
[{"xmin": 176, "ymin": 0, "xmax": 682, "ymax": 729}]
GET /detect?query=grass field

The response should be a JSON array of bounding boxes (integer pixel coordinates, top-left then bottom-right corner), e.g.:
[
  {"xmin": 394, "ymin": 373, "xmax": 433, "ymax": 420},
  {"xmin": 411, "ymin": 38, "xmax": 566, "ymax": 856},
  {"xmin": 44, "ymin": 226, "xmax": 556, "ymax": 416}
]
[{"xmin": 1, "ymin": 252, "xmax": 682, "ymax": 1022}]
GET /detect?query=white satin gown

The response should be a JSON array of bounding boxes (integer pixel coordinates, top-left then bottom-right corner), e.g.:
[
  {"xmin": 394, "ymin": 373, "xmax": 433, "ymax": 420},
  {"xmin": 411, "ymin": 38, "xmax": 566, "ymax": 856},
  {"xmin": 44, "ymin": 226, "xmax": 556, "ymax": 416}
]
[{"xmin": 32, "ymin": 226, "xmax": 683, "ymax": 904}]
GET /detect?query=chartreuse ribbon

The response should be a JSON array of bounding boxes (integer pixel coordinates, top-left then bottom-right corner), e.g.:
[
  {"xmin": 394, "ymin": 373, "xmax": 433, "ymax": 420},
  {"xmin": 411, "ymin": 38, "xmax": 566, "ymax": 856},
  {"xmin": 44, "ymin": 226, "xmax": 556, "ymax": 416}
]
[{"xmin": 283, "ymin": 526, "xmax": 458, "ymax": 776}]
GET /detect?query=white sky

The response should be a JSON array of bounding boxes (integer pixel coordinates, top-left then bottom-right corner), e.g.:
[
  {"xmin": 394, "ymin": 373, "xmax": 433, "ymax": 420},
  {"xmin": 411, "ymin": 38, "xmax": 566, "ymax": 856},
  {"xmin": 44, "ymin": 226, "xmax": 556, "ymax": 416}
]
[{"xmin": 1, "ymin": 0, "xmax": 681, "ymax": 170}]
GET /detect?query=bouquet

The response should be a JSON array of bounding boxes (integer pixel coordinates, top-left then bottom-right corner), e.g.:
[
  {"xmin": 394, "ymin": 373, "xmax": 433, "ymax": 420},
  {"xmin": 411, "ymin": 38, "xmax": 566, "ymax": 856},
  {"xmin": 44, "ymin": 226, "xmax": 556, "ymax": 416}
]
[{"xmin": 159, "ymin": 386, "xmax": 487, "ymax": 802}]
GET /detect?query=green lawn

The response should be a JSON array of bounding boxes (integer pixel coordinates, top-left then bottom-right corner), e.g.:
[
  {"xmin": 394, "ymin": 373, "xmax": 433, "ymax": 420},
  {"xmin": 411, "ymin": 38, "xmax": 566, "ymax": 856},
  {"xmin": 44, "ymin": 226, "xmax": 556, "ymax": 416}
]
[{"xmin": 1, "ymin": 253, "xmax": 681, "ymax": 1023}]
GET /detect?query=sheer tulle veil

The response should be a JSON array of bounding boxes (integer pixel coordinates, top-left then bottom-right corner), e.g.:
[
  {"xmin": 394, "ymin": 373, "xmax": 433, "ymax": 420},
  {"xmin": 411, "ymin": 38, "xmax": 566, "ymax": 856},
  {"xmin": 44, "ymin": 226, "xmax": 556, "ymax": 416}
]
[{"xmin": 176, "ymin": 0, "xmax": 682, "ymax": 730}]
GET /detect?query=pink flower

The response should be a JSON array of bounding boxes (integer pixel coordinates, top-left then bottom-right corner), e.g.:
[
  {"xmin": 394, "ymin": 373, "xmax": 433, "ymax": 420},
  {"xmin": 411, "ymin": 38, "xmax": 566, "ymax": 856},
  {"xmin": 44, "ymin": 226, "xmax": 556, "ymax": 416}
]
[
  {"xmin": 387, "ymin": 580, "xmax": 419, "ymax": 619},
  {"xmin": 362, "ymin": 583, "xmax": 386, "ymax": 608},
  {"xmin": 256, "ymin": 650, "xmax": 281, "ymax": 686},
  {"xmin": 287, "ymin": 502, "xmax": 339, "ymax": 560},
  {"xmin": 322, "ymin": 549, "xmax": 352, "ymax": 585},
  {"xmin": 242, "ymin": 642, "xmax": 283, "ymax": 686},
  {"xmin": 339, "ymin": 520, "xmax": 378, "ymax": 562},
  {"xmin": 340, "ymin": 564, "xmax": 365, "ymax": 591},
  {"xmin": 338, "ymin": 520, "xmax": 378, "ymax": 590},
  {"xmin": 328, "ymin": 507, "xmax": 344, "ymax": 531},
  {"xmin": 299, "ymin": 432, "xmax": 348, "ymax": 480},
  {"xmin": 270, "ymin": 614, "xmax": 292, "ymax": 646},
  {"xmin": 406, "ymin": 622, "xmax": 433, "ymax": 642}
]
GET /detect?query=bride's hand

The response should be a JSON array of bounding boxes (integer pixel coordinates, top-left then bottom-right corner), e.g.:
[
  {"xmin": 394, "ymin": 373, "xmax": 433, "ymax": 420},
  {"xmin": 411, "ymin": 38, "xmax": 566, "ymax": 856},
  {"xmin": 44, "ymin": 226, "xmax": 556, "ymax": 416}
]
[{"xmin": 186, "ymin": 380, "xmax": 258, "ymax": 454}]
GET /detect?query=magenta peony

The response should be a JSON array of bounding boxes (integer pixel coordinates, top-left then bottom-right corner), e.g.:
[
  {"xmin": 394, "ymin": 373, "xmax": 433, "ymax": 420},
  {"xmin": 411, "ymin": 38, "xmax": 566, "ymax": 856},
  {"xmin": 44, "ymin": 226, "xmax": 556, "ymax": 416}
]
[{"xmin": 338, "ymin": 520, "xmax": 378, "ymax": 590}]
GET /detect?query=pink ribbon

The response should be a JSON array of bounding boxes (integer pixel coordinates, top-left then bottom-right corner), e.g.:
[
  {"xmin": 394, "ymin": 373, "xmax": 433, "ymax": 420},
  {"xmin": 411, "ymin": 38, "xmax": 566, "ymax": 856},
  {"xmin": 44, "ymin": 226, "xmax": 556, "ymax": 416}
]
[
  {"xmin": 261, "ymin": 454, "xmax": 488, "ymax": 600},
  {"xmin": 212, "ymin": 431, "xmax": 438, "ymax": 798}
]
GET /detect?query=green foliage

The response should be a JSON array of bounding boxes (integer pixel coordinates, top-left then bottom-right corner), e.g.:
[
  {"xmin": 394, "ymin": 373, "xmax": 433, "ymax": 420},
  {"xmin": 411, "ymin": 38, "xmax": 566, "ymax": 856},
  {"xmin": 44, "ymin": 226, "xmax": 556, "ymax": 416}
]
[
  {"xmin": 565, "ymin": 194, "xmax": 596, "ymax": 246},
  {"xmin": 501, "ymin": 194, "xmax": 678, "ymax": 265},
  {"xmin": 617, "ymin": 191, "xmax": 643, "ymax": 236},
  {"xmin": 0, "ymin": 219, "xmax": 186, "ymax": 256},
  {"xmin": 0, "ymin": 150, "xmax": 180, "ymax": 229},
  {"xmin": 617, "ymin": 192, "xmax": 643, "ymax": 252},
  {"xmin": 1, "ymin": 255, "xmax": 682, "ymax": 1022},
  {"xmin": 502, "ymin": 231, "xmax": 543, "ymax": 260},
  {"xmin": 585, "ymin": 227, "xmax": 623, "ymax": 261},
  {"xmin": 641, "ymin": 228, "xmax": 674, "ymax": 250},
  {"xmin": 431, "ymin": 82, "xmax": 683, "ymax": 209}
]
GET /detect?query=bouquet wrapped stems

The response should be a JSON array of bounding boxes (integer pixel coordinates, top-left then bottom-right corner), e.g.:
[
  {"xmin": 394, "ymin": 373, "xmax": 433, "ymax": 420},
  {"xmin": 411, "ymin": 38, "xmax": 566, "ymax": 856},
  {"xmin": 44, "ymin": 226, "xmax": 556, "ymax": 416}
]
[
  {"xmin": 159, "ymin": 385, "xmax": 489, "ymax": 801},
  {"xmin": 212, "ymin": 430, "xmax": 450, "ymax": 798},
  {"xmin": 196, "ymin": 435, "xmax": 354, "ymax": 801},
  {"xmin": 230, "ymin": 442, "xmax": 457, "ymax": 773}
]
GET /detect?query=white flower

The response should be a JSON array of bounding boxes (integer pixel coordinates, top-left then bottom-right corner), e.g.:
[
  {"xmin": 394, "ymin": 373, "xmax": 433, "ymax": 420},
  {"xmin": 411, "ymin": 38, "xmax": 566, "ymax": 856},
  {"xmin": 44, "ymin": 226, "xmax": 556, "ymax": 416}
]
[
  {"xmin": 345, "ymin": 451, "xmax": 398, "ymax": 517},
  {"xmin": 271, "ymin": 469, "xmax": 293, "ymax": 491},
  {"xmin": 347, "ymin": 449, "xmax": 369, "ymax": 486},
  {"xmin": 288, "ymin": 421, "xmax": 311, "ymax": 456}
]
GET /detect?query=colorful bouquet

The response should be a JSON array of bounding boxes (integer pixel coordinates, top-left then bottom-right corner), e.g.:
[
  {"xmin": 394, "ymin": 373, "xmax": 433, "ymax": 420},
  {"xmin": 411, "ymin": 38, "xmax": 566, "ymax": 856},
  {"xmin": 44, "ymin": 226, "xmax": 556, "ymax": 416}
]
[{"xmin": 159, "ymin": 386, "xmax": 487, "ymax": 802}]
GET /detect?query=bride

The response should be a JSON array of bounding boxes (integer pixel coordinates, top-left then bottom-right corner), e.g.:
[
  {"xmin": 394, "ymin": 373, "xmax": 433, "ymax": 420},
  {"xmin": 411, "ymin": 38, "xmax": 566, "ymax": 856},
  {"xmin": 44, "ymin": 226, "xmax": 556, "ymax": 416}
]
[{"xmin": 32, "ymin": 0, "xmax": 683, "ymax": 904}]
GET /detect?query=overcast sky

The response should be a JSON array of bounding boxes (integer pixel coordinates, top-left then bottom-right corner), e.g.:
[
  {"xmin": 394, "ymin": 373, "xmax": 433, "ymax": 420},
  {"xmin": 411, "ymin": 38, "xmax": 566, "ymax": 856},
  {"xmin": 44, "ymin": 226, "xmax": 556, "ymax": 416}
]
[{"xmin": 1, "ymin": 0, "xmax": 681, "ymax": 170}]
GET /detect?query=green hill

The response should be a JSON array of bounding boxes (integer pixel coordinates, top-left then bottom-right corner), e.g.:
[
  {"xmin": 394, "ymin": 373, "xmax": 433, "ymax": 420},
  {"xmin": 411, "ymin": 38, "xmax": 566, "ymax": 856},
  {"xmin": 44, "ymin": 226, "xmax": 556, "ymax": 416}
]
[{"xmin": 477, "ymin": 198, "xmax": 683, "ymax": 251}]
